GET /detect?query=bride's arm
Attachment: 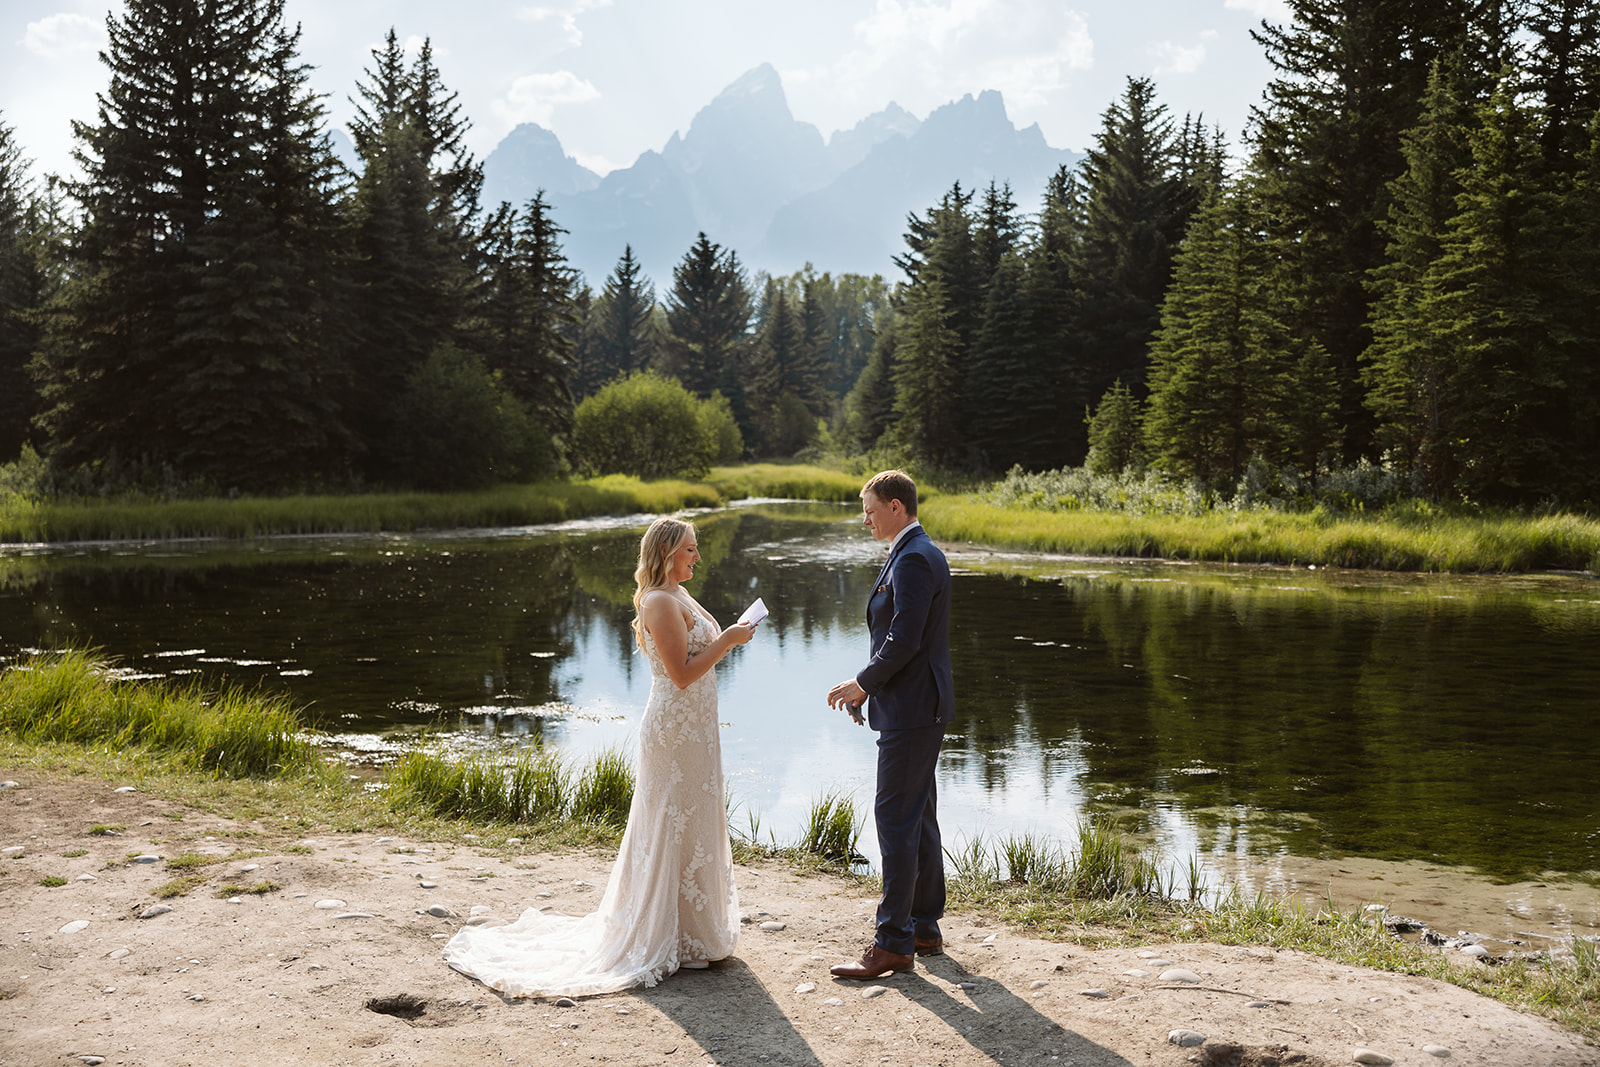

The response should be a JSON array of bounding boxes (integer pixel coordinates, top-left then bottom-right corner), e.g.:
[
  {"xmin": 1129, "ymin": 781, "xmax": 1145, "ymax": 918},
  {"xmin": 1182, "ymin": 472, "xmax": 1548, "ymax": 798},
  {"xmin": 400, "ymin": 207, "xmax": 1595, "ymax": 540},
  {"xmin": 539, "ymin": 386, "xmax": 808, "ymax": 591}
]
[{"xmin": 640, "ymin": 592, "xmax": 756, "ymax": 690}]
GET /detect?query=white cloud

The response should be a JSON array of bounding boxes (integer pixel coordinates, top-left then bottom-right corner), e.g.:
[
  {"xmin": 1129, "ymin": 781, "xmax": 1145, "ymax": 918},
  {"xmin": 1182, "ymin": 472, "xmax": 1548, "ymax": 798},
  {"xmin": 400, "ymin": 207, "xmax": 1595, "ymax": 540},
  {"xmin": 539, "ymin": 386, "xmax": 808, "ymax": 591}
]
[
  {"xmin": 1151, "ymin": 31, "xmax": 1216, "ymax": 76},
  {"xmin": 23, "ymin": 12, "xmax": 105, "ymax": 59},
  {"xmin": 492, "ymin": 71, "xmax": 602, "ymax": 127},
  {"xmin": 1223, "ymin": 0, "xmax": 1290, "ymax": 21},
  {"xmin": 516, "ymin": 0, "xmax": 613, "ymax": 48},
  {"xmin": 797, "ymin": 0, "xmax": 1093, "ymax": 119}
]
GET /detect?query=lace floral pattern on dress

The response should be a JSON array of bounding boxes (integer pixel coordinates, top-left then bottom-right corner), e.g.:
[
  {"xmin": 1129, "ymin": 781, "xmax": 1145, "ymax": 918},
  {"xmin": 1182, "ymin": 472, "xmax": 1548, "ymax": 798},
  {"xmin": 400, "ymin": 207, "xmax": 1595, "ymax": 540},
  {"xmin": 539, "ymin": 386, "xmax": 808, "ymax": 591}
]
[{"xmin": 442, "ymin": 613, "xmax": 740, "ymax": 998}]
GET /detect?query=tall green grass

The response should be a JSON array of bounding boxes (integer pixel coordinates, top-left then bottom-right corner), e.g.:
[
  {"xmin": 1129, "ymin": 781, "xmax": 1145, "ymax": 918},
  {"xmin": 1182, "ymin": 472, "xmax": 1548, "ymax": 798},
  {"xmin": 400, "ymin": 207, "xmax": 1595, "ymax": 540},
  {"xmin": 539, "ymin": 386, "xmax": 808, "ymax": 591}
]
[
  {"xmin": 706, "ymin": 464, "xmax": 868, "ymax": 503},
  {"xmin": 386, "ymin": 744, "xmax": 634, "ymax": 830},
  {"xmin": 0, "ymin": 476, "xmax": 721, "ymax": 544},
  {"xmin": 797, "ymin": 790, "xmax": 865, "ymax": 863},
  {"xmin": 0, "ymin": 649, "xmax": 317, "ymax": 778},
  {"xmin": 948, "ymin": 819, "xmax": 1166, "ymax": 903},
  {"xmin": 924, "ymin": 495, "xmax": 1600, "ymax": 573}
]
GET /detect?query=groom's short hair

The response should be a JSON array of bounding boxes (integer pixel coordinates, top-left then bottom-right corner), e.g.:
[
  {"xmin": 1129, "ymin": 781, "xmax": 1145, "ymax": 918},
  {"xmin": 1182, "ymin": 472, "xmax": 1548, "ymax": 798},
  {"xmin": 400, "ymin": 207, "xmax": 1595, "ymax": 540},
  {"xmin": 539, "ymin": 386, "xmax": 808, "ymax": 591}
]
[{"xmin": 862, "ymin": 469, "xmax": 918, "ymax": 517}]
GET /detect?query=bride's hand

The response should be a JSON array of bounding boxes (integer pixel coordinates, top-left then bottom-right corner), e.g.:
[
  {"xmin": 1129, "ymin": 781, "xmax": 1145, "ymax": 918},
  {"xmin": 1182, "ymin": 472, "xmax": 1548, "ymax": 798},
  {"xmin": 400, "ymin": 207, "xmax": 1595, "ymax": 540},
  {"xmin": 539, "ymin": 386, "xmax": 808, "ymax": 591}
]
[{"xmin": 725, "ymin": 620, "xmax": 758, "ymax": 646}]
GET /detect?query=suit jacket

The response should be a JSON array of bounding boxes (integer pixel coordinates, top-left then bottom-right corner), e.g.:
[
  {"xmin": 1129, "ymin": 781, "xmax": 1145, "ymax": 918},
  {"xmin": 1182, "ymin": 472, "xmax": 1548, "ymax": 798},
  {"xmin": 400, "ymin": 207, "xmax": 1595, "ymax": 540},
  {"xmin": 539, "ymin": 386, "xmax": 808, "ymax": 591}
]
[{"xmin": 855, "ymin": 524, "xmax": 955, "ymax": 731}]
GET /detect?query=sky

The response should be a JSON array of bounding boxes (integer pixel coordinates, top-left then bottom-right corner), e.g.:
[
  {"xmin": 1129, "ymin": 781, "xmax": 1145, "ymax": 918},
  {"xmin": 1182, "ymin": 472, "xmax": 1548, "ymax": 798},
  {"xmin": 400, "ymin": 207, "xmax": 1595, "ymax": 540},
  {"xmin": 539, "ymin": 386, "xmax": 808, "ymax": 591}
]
[{"xmin": 3, "ymin": 0, "xmax": 1290, "ymax": 183}]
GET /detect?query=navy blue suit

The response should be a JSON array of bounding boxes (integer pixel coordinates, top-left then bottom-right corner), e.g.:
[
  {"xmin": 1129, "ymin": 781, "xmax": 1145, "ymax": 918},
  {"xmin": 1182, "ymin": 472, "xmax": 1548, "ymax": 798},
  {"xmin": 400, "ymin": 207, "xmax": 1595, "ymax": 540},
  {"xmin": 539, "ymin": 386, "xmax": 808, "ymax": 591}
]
[{"xmin": 855, "ymin": 523, "xmax": 952, "ymax": 954}]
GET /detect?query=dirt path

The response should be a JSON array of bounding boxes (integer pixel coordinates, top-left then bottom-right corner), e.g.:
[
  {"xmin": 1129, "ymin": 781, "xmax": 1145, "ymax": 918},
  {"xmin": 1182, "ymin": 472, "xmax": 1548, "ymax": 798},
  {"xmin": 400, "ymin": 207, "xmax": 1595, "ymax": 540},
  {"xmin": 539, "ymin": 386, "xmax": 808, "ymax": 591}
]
[{"xmin": 2, "ymin": 775, "xmax": 1594, "ymax": 1067}]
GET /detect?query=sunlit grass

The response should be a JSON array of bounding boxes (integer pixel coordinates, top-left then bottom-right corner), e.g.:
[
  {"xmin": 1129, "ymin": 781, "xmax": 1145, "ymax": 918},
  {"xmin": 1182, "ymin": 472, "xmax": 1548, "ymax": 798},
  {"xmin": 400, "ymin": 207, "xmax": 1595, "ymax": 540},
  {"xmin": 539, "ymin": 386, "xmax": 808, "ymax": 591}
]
[
  {"xmin": 0, "ymin": 476, "xmax": 720, "ymax": 544},
  {"xmin": 706, "ymin": 463, "xmax": 868, "ymax": 503},
  {"xmin": 797, "ymin": 790, "xmax": 864, "ymax": 863},
  {"xmin": 0, "ymin": 649, "xmax": 325, "ymax": 779},
  {"xmin": 386, "ymin": 744, "xmax": 634, "ymax": 832},
  {"xmin": 923, "ymin": 496, "xmax": 1600, "ymax": 573}
]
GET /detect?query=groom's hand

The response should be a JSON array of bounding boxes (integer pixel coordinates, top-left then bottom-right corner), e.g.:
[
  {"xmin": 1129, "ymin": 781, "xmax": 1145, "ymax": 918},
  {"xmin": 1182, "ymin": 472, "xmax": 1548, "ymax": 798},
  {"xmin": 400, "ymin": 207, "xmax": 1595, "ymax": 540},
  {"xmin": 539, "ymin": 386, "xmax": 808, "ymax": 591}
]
[{"xmin": 827, "ymin": 678, "xmax": 866, "ymax": 715}]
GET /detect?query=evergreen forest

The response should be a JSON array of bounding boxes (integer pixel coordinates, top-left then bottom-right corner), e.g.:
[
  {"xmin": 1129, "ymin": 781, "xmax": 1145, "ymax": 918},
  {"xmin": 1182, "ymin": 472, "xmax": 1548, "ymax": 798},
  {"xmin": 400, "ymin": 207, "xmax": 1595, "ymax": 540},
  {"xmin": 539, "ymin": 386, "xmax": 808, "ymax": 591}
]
[{"xmin": 1, "ymin": 0, "xmax": 1597, "ymax": 508}]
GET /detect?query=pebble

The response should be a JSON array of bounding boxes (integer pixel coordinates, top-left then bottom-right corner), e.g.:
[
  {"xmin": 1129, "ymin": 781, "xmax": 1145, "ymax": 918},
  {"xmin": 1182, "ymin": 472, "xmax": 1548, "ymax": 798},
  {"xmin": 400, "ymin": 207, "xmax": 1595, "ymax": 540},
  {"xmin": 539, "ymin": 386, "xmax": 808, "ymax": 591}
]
[
  {"xmin": 240, "ymin": 864, "xmax": 259, "ymax": 873},
  {"xmin": 1352, "ymin": 1051, "xmax": 1393, "ymax": 1066},
  {"xmin": 0, "ymin": 781, "xmax": 17, "ymax": 789},
  {"xmin": 76, "ymin": 874, "xmax": 97, "ymax": 882},
  {"xmin": 470, "ymin": 905, "xmax": 494, "ymax": 916},
  {"xmin": 1029, "ymin": 980, "xmax": 1048, "ymax": 989},
  {"xmin": 954, "ymin": 981, "xmax": 977, "ymax": 991},
  {"xmin": 1459, "ymin": 944, "xmax": 1490, "ymax": 959},
  {"xmin": 131, "ymin": 854, "xmax": 160, "ymax": 864},
  {"xmin": 227, "ymin": 897, "xmax": 242, "ymax": 904},
  {"xmin": 103, "ymin": 986, "xmax": 115, "ymax": 994},
  {"xmin": 616, "ymin": 1008, "xmax": 628, "ymax": 1015},
  {"xmin": 419, "ymin": 881, "xmax": 438, "ymax": 889},
  {"xmin": 1145, "ymin": 958, "xmax": 1172, "ymax": 968},
  {"xmin": 78, "ymin": 1058, "xmax": 106, "ymax": 1066},
  {"xmin": 139, "ymin": 905, "xmax": 172, "ymax": 919},
  {"xmin": 795, "ymin": 983, "xmax": 815, "ymax": 994},
  {"xmin": 1365, "ymin": 903, "xmax": 1388, "ymax": 912},
  {"xmin": 555, "ymin": 998, "xmax": 577, "ymax": 1008},
  {"xmin": 759, "ymin": 921, "xmax": 786, "ymax": 932},
  {"xmin": 1, "ymin": 845, "xmax": 22, "ymax": 856},
  {"xmin": 427, "ymin": 905, "xmax": 457, "ymax": 918},
  {"xmin": 1167, "ymin": 1030, "xmax": 1206, "ymax": 1048},
  {"xmin": 1080, "ymin": 988, "xmax": 1109, "ymax": 999},
  {"xmin": 1122, "ymin": 969, "xmax": 1148, "ymax": 977},
  {"xmin": 314, "ymin": 899, "xmax": 346, "ymax": 910},
  {"xmin": 1422, "ymin": 1046, "xmax": 1451, "ymax": 1058},
  {"xmin": 982, "ymin": 934, "xmax": 997, "ymax": 943},
  {"xmin": 1158, "ymin": 968, "xmax": 1202, "ymax": 984},
  {"xmin": 506, "ymin": 838, "xmax": 523, "ymax": 845},
  {"xmin": 114, "ymin": 786, "xmax": 137, "ymax": 793},
  {"xmin": 333, "ymin": 912, "xmax": 375, "ymax": 919},
  {"xmin": 862, "ymin": 985, "xmax": 888, "ymax": 999},
  {"xmin": 60, "ymin": 920, "xmax": 90, "ymax": 934},
  {"xmin": 823, "ymin": 997, "xmax": 843, "ymax": 1007},
  {"xmin": 1246, "ymin": 1001, "xmax": 1272, "ymax": 1008},
  {"xmin": 108, "ymin": 949, "xmax": 131, "ymax": 960},
  {"xmin": 187, "ymin": 993, "xmax": 205, "ymax": 1002}
]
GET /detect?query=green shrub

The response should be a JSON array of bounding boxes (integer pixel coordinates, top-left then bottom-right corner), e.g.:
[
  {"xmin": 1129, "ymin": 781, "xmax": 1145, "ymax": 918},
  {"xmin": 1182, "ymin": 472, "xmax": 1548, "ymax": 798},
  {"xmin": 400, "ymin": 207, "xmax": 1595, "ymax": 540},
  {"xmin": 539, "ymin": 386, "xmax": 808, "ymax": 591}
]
[
  {"xmin": 570, "ymin": 371, "xmax": 727, "ymax": 479},
  {"xmin": 384, "ymin": 345, "xmax": 553, "ymax": 490}
]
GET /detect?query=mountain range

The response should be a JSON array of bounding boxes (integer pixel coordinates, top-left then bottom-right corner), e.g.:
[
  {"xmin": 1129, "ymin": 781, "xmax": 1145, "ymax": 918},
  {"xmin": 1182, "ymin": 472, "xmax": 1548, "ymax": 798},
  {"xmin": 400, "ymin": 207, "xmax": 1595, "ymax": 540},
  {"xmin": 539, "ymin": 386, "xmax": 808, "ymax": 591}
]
[{"xmin": 477, "ymin": 63, "xmax": 1084, "ymax": 287}]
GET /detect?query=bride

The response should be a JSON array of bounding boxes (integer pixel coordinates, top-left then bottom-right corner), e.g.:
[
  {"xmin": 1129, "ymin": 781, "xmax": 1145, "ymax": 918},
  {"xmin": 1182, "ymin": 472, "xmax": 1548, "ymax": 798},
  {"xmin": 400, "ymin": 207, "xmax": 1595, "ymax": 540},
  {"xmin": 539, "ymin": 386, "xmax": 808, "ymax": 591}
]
[{"xmin": 443, "ymin": 517, "xmax": 757, "ymax": 997}]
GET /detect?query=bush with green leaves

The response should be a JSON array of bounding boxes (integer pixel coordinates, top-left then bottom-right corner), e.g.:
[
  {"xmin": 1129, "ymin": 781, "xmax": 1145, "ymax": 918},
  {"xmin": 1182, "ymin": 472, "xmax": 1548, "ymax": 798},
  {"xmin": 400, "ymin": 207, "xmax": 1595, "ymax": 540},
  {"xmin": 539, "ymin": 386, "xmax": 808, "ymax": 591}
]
[
  {"xmin": 570, "ymin": 370, "xmax": 742, "ymax": 479},
  {"xmin": 384, "ymin": 345, "xmax": 553, "ymax": 490}
]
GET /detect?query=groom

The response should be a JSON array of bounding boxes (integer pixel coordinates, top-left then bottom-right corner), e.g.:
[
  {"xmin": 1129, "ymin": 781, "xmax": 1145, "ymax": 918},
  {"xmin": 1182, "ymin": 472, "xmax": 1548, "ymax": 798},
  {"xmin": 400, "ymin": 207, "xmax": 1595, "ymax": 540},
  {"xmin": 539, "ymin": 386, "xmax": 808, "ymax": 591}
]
[{"xmin": 826, "ymin": 469, "xmax": 954, "ymax": 978}]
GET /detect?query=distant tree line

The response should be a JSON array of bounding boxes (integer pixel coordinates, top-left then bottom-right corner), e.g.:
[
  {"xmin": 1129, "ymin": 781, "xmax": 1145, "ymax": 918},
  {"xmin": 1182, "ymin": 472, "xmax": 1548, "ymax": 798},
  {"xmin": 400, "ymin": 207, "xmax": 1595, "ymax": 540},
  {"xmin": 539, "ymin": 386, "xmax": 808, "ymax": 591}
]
[{"xmin": 2, "ymin": 0, "xmax": 1596, "ymax": 506}]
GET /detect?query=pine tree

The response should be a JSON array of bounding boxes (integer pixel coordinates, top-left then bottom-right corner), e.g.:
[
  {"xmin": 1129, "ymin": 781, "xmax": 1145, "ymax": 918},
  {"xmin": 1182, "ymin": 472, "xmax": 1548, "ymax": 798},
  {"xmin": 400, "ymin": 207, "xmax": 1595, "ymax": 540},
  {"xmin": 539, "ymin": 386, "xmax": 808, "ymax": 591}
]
[
  {"xmin": 1144, "ymin": 182, "xmax": 1281, "ymax": 485},
  {"xmin": 1249, "ymin": 0, "xmax": 1486, "ymax": 462},
  {"xmin": 892, "ymin": 277, "xmax": 963, "ymax": 467},
  {"xmin": 0, "ymin": 117, "xmax": 54, "ymax": 462},
  {"xmin": 1364, "ymin": 55, "xmax": 1478, "ymax": 496},
  {"xmin": 842, "ymin": 313, "xmax": 900, "ymax": 452},
  {"xmin": 1073, "ymin": 77, "xmax": 1199, "ymax": 399},
  {"xmin": 589, "ymin": 245, "xmax": 657, "ymax": 390},
  {"xmin": 42, "ymin": 0, "xmax": 348, "ymax": 490},
  {"xmin": 1085, "ymin": 380, "xmax": 1145, "ymax": 475},
  {"xmin": 662, "ymin": 233, "xmax": 753, "ymax": 403},
  {"xmin": 476, "ymin": 192, "xmax": 577, "ymax": 441},
  {"xmin": 345, "ymin": 29, "xmax": 482, "ymax": 479},
  {"xmin": 1526, "ymin": 0, "xmax": 1600, "ymax": 167},
  {"xmin": 1426, "ymin": 82, "xmax": 1586, "ymax": 503}
]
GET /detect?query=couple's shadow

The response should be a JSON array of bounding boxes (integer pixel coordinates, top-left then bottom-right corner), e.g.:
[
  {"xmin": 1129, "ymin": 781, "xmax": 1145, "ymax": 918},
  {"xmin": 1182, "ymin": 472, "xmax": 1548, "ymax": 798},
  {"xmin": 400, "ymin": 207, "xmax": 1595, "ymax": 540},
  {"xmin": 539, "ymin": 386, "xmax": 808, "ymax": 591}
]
[{"xmin": 632, "ymin": 951, "xmax": 1135, "ymax": 1066}]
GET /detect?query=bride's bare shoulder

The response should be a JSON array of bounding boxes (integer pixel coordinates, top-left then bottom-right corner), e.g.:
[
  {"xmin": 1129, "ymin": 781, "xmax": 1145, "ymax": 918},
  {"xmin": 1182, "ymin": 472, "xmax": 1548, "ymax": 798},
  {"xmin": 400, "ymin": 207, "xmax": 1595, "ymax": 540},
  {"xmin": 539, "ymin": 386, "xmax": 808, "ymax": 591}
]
[{"xmin": 639, "ymin": 590, "xmax": 692, "ymax": 628}]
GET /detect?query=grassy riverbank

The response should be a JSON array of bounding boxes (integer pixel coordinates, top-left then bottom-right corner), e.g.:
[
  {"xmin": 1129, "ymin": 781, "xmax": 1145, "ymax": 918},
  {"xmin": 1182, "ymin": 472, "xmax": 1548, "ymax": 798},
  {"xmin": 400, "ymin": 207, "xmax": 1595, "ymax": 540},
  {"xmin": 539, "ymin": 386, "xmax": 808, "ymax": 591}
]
[
  {"xmin": 4, "ymin": 460, "xmax": 1595, "ymax": 573},
  {"xmin": 0, "ymin": 465, "xmax": 865, "ymax": 544},
  {"xmin": 922, "ymin": 496, "xmax": 1600, "ymax": 574},
  {"xmin": 2, "ymin": 652, "xmax": 1597, "ymax": 1039}
]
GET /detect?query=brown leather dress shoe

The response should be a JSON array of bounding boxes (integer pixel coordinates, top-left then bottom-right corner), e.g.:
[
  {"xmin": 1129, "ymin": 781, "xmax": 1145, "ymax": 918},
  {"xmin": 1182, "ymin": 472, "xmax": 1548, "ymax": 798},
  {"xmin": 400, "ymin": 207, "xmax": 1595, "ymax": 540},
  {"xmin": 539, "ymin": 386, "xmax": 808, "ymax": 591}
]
[
  {"xmin": 829, "ymin": 944, "xmax": 914, "ymax": 979},
  {"xmin": 914, "ymin": 936, "xmax": 944, "ymax": 956}
]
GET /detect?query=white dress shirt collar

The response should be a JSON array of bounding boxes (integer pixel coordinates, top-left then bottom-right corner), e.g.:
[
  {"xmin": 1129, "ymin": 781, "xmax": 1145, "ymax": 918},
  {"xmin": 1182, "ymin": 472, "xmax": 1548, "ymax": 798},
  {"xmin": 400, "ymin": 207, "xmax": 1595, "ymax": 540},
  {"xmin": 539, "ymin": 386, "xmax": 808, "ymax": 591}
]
[{"xmin": 887, "ymin": 520, "xmax": 922, "ymax": 555}]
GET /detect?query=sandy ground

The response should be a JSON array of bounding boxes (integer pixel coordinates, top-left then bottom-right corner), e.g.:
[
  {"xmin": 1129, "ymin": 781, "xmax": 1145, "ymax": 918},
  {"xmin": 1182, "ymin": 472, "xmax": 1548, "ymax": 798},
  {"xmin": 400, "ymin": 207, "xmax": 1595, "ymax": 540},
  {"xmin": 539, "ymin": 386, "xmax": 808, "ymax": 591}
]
[{"xmin": 2, "ymin": 776, "xmax": 1595, "ymax": 1067}]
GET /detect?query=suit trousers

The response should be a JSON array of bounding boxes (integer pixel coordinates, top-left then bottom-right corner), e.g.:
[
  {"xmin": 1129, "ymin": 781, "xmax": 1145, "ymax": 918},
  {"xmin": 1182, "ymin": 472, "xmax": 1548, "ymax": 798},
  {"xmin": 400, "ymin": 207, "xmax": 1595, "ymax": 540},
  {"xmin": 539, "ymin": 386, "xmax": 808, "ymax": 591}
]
[{"xmin": 873, "ymin": 722, "xmax": 946, "ymax": 954}]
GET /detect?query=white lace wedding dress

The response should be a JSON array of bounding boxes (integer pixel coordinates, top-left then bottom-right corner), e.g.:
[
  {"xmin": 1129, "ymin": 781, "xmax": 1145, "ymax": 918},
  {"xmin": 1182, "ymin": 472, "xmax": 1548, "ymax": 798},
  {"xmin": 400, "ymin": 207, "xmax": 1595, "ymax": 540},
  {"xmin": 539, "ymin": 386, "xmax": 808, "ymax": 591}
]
[{"xmin": 443, "ymin": 612, "xmax": 741, "ymax": 998}]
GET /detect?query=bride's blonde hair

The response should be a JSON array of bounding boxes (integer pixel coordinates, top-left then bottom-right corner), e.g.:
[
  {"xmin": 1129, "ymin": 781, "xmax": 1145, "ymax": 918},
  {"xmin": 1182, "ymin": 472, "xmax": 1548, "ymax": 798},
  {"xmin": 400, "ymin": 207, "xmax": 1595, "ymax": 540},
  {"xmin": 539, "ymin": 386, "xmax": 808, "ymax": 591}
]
[{"xmin": 631, "ymin": 517, "xmax": 695, "ymax": 648}]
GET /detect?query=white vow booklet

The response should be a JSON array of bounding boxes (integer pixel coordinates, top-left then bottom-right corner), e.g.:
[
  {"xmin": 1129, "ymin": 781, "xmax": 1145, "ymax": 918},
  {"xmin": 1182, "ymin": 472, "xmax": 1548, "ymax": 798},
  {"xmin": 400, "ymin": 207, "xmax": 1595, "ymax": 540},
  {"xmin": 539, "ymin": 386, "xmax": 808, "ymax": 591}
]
[{"xmin": 736, "ymin": 597, "xmax": 768, "ymax": 626}]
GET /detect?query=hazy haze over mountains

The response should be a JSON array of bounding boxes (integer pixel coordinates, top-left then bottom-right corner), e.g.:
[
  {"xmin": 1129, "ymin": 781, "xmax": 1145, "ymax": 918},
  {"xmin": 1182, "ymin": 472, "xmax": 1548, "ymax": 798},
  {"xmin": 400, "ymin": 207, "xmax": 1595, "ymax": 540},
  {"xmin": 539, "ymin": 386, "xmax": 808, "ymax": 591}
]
[{"xmin": 482, "ymin": 64, "xmax": 1083, "ymax": 286}]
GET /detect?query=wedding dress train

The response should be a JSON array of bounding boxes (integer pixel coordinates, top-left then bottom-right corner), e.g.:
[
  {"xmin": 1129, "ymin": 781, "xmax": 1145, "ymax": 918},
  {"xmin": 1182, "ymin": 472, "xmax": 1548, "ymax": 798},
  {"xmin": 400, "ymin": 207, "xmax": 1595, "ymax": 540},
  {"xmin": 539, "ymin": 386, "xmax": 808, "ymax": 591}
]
[{"xmin": 443, "ymin": 612, "xmax": 741, "ymax": 998}]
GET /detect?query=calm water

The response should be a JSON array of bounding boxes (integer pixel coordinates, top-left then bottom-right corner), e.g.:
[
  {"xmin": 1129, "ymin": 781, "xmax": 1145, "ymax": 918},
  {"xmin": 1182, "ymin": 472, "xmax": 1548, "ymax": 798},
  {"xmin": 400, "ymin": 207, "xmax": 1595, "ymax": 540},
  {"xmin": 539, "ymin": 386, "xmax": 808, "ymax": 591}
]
[{"xmin": 4, "ymin": 502, "xmax": 1598, "ymax": 936}]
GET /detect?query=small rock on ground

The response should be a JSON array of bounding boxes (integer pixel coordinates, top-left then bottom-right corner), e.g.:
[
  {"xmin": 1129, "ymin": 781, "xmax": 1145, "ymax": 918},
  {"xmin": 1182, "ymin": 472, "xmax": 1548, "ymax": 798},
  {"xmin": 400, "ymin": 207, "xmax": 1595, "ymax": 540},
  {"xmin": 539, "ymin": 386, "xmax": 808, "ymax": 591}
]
[
  {"xmin": 1158, "ymin": 968, "xmax": 1202, "ymax": 983},
  {"xmin": 1167, "ymin": 1029, "xmax": 1206, "ymax": 1047},
  {"xmin": 1422, "ymin": 1046, "xmax": 1452, "ymax": 1058},
  {"xmin": 862, "ymin": 985, "xmax": 889, "ymax": 999},
  {"xmin": 1352, "ymin": 1050, "xmax": 1393, "ymax": 1066},
  {"xmin": 138, "ymin": 905, "xmax": 171, "ymax": 919}
]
